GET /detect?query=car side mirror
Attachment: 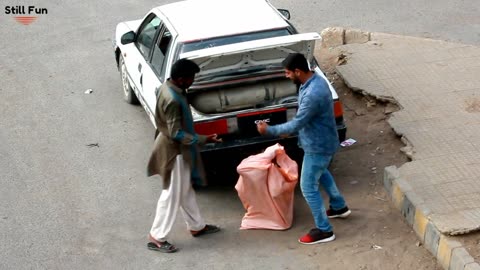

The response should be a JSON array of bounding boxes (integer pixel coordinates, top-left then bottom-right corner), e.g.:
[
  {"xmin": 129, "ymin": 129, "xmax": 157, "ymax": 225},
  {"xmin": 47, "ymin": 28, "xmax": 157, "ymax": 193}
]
[
  {"xmin": 278, "ymin": 9, "xmax": 291, "ymax": 20},
  {"xmin": 121, "ymin": 31, "xmax": 136, "ymax": 45}
]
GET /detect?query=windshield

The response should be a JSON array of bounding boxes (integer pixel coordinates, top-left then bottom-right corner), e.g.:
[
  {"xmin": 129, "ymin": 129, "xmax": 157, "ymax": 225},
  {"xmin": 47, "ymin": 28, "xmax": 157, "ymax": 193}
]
[{"xmin": 179, "ymin": 29, "xmax": 291, "ymax": 54}]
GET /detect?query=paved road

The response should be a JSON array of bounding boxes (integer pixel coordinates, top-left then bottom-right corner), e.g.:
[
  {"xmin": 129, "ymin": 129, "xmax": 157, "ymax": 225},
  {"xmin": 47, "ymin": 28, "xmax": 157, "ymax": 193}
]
[
  {"xmin": 1, "ymin": 0, "xmax": 477, "ymax": 269},
  {"xmin": 271, "ymin": 0, "xmax": 480, "ymax": 45},
  {"xmin": 1, "ymin": 1, "xmax": 166, "ymax": 268}
]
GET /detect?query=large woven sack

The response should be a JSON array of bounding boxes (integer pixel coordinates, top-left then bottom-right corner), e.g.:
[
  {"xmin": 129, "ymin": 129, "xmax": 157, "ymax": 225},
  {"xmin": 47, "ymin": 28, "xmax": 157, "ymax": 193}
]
[{"xmin": 235, "ymin": 144, "xmax": 298, "ymax": 230}]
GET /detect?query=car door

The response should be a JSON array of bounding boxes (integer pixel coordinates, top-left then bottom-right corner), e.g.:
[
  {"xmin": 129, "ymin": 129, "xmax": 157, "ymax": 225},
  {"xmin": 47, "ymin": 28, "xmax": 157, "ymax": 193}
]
[
  {"xmin": 142, "ymin": 23, "xmax": 176, "ymax": 125},
  {"xmin": 124, "ymin": 13, "xmax": 162, "ymax": 115}
]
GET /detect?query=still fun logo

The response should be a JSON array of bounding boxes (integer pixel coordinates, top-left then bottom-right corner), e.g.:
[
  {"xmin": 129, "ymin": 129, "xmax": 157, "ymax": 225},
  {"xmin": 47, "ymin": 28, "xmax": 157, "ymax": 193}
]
[{"xmin": 5, "ymin": 5, "xmax": 48, "ymax": 25}]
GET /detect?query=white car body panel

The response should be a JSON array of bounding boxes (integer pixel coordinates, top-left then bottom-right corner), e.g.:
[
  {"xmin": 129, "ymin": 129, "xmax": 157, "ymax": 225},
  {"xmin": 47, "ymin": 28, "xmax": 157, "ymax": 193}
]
[
  {"xmin": 113, "ymin": 0, "xmax": 343, "ymax": 141},
  {"xmin": 180, "ymin": 33, "xmax": 320, "ymax": 61},
  {"xmin": 115, "ymin": 14, "xmax": 179, "ymax": 128},
  {"xmin": 114, "ymin": 20, "xmax": 142, "ymax": 48},
  {"xmin": 156, "ymin": 0, "xmax": 289, "ymax": 42}
]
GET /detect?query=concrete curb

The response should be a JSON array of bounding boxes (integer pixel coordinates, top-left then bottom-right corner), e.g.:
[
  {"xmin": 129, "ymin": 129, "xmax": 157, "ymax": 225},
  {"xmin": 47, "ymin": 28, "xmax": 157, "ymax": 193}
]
[
  {"xmin": 384, "ymin": 166, "xmax": 479, "ymax": 270},
  {"xmin": 320, "ymin": 27, "xmax": 371, "ymax": 47}
]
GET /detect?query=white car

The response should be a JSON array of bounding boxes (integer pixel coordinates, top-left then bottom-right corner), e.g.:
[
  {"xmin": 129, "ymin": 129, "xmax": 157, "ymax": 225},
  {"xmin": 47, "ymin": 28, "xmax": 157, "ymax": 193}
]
[{"xmin": 113, "ymin": 0, "xmax": 346, "ymax": 153}]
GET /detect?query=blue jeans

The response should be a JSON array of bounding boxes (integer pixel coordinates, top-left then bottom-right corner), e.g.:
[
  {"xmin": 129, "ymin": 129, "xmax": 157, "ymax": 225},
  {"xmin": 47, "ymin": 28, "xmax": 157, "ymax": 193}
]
[{"xmin": 300, "ymin": 153, "xmax": 347, "ymax": 232}]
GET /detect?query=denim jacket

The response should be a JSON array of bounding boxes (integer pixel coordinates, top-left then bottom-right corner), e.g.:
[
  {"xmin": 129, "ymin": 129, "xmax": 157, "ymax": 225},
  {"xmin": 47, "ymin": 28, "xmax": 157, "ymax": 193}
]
[{"xmin": 266, "ymin": 73, "xmax": 339, "ymax": 154}]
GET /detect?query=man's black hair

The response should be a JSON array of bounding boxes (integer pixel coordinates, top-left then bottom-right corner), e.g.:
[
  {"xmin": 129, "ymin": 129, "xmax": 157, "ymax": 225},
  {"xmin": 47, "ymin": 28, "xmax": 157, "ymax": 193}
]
[
  {"xmin": 281, "ymin": 53, "xmax": 310, "ymax": 72},
  {"xmin": 170, "ymin": 58, "xmax": 200, "ymax": 80}
]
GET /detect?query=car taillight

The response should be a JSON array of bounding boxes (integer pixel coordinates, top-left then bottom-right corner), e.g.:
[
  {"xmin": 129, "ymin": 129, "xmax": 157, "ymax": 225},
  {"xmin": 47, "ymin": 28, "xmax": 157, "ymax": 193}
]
[
  {"xmin": 333, "ymin": 100, "xmax": 344, "ymax": 118},
  {"xmin": 194, "ymin": 117, "xmax": 238, "ymax": 135}
]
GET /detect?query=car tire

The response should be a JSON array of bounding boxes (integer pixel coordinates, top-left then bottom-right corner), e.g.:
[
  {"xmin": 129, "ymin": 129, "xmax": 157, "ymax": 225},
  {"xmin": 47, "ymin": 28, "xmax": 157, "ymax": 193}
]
[{"xmin": 119, "ymin": 54, "xmax": 139, "ymax": 104}]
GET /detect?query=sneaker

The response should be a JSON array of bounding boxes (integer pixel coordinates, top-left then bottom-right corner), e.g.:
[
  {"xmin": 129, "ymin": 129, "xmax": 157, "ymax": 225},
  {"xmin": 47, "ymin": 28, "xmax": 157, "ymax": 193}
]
[
  {"xmin": 298, "ymin": 228, "xmax": 335, "ymax": 245},
  {"xmin": 326, "ymin": 206, "xmax": 351, "ymax": 219}
]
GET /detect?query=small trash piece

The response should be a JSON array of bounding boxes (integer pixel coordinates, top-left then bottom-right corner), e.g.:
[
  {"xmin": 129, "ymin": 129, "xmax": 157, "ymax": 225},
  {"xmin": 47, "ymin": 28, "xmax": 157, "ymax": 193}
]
[
  {"xmin": 366, "ymin": 100, "xmax": 377, "ymax": 107},
  {"xmin": 84, "ymin": 89, "xmax": 93, "ymax": 94},
  {"xmin": 355, "ymin": 109, "xmax": 366, "ymax": 116},
  {"xmin": 337, "ymin": 53, "xmax": 347, "ymax": 65},
  {"xmin": 372, "ymin": 245, "xmax": 383, "ymax": 250},
  {"xmin": 416, "ymin": 241, "xmax": 422, "ymax": 247},
  {"xmin": 340, "ymin": 138, "xmax": 357, "ymax": 147},
  {"xmin": 86, "ymin": 143, "xmax": 99, "ymax": 148},
  {"xmin": 384, "ymin": 103, "xmax": 397, "ymax": 114},
  {"xmin": 350, "ymin": 180, "xmax": 359, "ymax": 185}
]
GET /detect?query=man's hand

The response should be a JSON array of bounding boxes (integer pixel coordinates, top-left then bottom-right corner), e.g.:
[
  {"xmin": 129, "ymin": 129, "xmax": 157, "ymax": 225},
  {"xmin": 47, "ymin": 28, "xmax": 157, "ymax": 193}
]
[
  {"xmin": 256, "ymin": 122, "xmax": 268, "ymax": 135},
  {"xmin": 206, "ymin": 134, "xmax": 223, "ymax": 143}
]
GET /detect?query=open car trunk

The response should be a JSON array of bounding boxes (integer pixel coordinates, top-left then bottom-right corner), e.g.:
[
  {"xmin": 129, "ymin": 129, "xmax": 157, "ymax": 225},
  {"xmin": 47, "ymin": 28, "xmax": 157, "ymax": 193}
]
[{"xmin": 180, "ymin": 32, "xmax": 321, "ymax": 114}]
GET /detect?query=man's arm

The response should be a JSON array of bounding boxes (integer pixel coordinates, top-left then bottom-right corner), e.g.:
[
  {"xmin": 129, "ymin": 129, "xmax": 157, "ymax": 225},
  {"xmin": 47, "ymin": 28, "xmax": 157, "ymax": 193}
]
[
  {"xmin": 164, "ymin": 101, "xmax": 200, "ymax": 145},
  {"xmin": 266, "ymin": 94, "xmax": 318, "ymax": 137},
  {"xmin": 163, "ymin": 101, "xmax": 222, "ymax": 146}
]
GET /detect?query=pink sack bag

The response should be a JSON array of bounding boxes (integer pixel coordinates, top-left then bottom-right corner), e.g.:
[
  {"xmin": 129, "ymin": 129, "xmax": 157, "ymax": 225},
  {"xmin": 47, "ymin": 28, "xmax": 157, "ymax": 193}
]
[{"xmin": 235, "ymin": 143, "xmax": 298, "ymax": 230}]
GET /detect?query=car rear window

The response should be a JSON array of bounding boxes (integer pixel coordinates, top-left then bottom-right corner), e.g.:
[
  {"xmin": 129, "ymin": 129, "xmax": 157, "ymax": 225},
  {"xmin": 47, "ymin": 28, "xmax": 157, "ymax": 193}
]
[{"xmin": 179, "ymin": 29, "xmax": 291, "ymax": 53}]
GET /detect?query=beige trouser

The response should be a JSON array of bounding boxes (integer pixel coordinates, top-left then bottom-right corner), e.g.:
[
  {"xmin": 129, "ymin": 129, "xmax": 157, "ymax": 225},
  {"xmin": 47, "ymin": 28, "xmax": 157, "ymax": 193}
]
[{"xmin": 150, "ymin": 155, "xmax": 205, "ymax": 241}]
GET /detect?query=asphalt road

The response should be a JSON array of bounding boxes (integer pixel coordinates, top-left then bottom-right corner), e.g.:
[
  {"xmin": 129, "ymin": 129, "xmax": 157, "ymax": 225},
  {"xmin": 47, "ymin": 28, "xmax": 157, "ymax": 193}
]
[
  {"xmin": 1, "ymin": 0, "xmax": 478, "ymax": 269},
  {"xmin": 271, "ymin": 0, "xmax": 480, "ymax": 45}
]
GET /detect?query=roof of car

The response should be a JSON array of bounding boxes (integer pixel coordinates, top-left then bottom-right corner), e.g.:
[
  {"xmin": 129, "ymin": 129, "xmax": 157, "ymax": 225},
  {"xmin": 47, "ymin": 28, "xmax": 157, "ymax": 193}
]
[{"xmin": 155, "ymin": 0, "xmax": 289, "ymax": 42}]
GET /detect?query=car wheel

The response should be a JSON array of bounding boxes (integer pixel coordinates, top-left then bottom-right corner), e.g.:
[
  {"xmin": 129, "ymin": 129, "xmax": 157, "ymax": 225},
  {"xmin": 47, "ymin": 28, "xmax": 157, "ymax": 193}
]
[{"xmin": 119, "ymin": 55, "xmax": 139, "ymax": 104}]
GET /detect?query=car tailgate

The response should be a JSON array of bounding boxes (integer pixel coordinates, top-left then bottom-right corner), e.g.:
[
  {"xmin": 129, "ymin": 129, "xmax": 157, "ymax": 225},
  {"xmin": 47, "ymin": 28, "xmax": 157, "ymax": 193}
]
[{"xmin": 180, "ymin": 32, "xmax": 321, "ymax": 85}]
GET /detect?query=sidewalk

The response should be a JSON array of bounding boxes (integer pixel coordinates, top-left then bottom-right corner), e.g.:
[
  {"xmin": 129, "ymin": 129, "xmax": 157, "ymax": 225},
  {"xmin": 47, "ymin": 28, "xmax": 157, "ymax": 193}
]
[{"xmin": 325, "ymin": 28, "xmax": 480, "ymax": 270}]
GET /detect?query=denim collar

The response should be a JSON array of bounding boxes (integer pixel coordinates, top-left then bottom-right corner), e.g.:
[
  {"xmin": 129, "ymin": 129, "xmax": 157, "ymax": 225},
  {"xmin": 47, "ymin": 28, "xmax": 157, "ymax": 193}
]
[{"xmin": 299, "ymin": 73, "xmax": 316, "ymax": 92}]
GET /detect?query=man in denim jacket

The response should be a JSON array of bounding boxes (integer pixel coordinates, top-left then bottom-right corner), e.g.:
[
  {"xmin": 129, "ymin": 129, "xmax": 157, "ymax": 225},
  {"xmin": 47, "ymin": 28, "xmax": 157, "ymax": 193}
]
[{"xmin": 257, "ymin": 53, "xmax": 350, "ymax": 244}]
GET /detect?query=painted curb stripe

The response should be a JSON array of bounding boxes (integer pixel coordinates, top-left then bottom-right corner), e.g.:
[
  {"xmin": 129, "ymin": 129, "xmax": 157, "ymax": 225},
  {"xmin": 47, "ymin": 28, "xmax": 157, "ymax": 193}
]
[{"xmin": 383, "ymin": 167, "xmax": 478, "ymax": 270}]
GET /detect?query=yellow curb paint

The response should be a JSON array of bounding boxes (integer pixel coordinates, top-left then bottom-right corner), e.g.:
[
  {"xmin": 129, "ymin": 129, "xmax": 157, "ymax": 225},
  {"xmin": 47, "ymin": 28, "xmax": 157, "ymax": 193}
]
[
  {"xmin": 414, "ymin": 208, "xmax": 429, "ymax": 241},
  {"xmin": 437, "ymin": 235, "xmax": 453, "ymax": 269},
  {"xmin": 392, "ymin": 182, "xmax": 404, "ymax": 210}
]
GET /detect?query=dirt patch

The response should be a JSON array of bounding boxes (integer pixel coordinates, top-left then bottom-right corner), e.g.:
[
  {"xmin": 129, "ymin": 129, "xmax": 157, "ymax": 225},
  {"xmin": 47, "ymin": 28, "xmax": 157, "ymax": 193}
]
[
  {"xmin": 458, "ymin": 232, "xmax": 480, "ymax": 261},
  {"xmin": 465, "ymin": 98, "xmax": 480, "ymax": 113},
  {"xmin": 316, "ymin": 46, "xmax": 409, "ymax": 173},
  {"xmin": 314, "ymin": 46, "xmax": 441, "ymax": 269}
]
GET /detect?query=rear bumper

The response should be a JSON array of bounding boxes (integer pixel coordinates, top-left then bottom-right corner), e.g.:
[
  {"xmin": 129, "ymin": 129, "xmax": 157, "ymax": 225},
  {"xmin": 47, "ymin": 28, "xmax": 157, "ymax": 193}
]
[
  {"xmin": 200, "ymin": 124, "xmax": 347, "ymax": 153},
  {"xmin": 200, "ymin": 126, "xmax": 347, "ymax": 185},
  {"xmin": 201, "ymin": 135, "xmax": 299, "ymax": 153},
  {"xmin": 200, "ymin": 136, "xmax": 302, "ymax": 180},
  {"xmin": 337, "ymin": 124, "xmax": 347, "ymax": 143}
]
